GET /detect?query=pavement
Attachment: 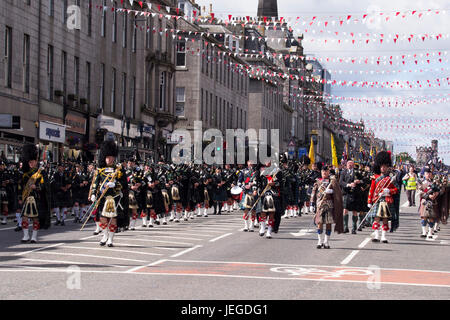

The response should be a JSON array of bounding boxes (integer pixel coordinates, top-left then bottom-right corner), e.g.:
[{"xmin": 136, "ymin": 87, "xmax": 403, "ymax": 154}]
[{"xmin": 0, "ymin": 192, "xmax": 449, "ymax": 300}]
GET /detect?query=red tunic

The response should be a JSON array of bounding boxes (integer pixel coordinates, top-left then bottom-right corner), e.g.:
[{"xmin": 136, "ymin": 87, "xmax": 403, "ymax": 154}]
[{"xmin": 367, "ymin": 174, "xmax": 398, "ymax": 205}]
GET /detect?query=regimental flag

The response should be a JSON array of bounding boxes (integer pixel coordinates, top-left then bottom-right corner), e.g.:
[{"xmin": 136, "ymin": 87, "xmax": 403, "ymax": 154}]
[
  {"xmin": 344, "ymin": 141, "xmax": 349, "ymax": 161},
  {"xmin": 331, "ymin": 134, "xmax": 339, "ymax": 168},
  {"xmin": 309, "ymin": 137, "xmax": 315, "ymax": 169}
]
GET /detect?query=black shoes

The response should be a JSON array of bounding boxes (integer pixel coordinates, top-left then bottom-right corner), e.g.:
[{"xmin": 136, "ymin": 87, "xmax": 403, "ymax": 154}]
[
  {"xmin": 344, "ymin": 227, "xmax": 349, "ymax": 233},
  {"xmin": 351, "ymin": 230, "xmax": 357, "ymax": 234}
]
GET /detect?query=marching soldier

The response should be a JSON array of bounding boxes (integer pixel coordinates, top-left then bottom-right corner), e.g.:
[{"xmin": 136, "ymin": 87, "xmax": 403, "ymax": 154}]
[
  {"xmin": 339, "ymin": 160, "xmax": 361, "ymax": 234},
  {"xmin": 310, "ymin": 165, "xmax": 344, "ymax": 249},
  {"xmin": 89, "ymin": 140, "xmax": 128, "ymax": 247},
  {"xmin": 0, "ymin": 160, "xmax": 12, "ymax": 225},
  {"xmin": 367, "ymin": 151, "xmax": 398, "ymax": 243},
  {"xmin": 418, "ymin": 168, "xmax": 440, "ymax": 239},
  {"xmin": 51, "ymin": 162, "xmax": 70, "ymax": 226},
  {"xmin": 19, "ymin": 144, "xmax": 51, "ymax": 243}
]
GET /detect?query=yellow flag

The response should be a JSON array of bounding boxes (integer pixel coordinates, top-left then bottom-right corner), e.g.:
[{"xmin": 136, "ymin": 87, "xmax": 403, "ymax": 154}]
[
  {"xmin": 309, "ymin": 137, "xmax": 315, "ymax": 169},
  {"xmin": 331, "ymin": 134, "xmax": 338, "ymax": 168}
]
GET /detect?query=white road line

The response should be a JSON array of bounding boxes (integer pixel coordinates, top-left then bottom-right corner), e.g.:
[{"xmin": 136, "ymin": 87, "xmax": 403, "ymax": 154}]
[
  {"xmin": 32, "ymin": 251, "xmax": 149, "ymax": 263},
  {"xmin": 341, "ymin": 237, "xmax": 371, "ymax": 265},
  {"xmin": 80, "ymin": 235, "xmax": 100, "ymax": 240},
  {"xmin": 63, "ymin": 246, "xmax": 163, "ymax": 256},
  {"xmin": 125, "ymin": 259, "xmax": 168, "ymax": 273},
  {"xmin": 20, "ymin": 258, "xmax": 128, "ymax": 268},
  {"xmin": 80, "ymin": 242, "xmax": 178, "ymax": 251},
  {"xmin": 114, "ymin": 237, "xmax": 195, "ymax": 246},
  {"xmin": 127, "ymin": 234, "xmax": 204, "ymax": 241},
  {"xmin": 170, "ymin": 245, "xmax": 203, "ymax": 258},
  {"xmin": 14, "ymin": 243, "xmax": 65, "ymax": 256},
  {"xmin": 209, "ymin": 233, "xmax": 233, "ymax": 242},
  {"xmin": 126, "ymin": 230, "xmax": 212, "ymax": 237}
]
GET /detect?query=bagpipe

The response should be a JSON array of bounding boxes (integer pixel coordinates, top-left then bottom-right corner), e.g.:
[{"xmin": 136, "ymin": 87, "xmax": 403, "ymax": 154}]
[{"xmin": 80, "ymin": 164, "xmax": 122, "ymax": 230}]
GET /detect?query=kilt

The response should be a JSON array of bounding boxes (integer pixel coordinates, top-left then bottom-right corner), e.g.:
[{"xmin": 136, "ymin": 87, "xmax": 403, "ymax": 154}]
[
  {"xmin": 368, "ymin": 199, "xmax": 393, "ymax": 220},
  {"xmin": 342, "ymin": 193, "xmax": 358, "ymax": 211}
]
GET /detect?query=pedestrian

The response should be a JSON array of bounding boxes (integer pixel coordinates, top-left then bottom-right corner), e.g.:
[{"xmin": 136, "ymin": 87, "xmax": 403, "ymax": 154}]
[{"xmin": 403, "ymin": 165, "xmax": 418, "ymax": 207}]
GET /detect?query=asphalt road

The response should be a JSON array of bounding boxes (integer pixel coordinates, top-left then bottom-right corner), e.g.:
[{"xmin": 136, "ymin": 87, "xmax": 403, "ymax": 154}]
[{"xmin": 0, "ymin": 191, "xmax": 449, "ymax": 300}]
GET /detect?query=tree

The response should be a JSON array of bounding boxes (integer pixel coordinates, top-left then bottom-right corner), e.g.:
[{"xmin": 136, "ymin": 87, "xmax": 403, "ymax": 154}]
[{"xmin": 397, "ymin": 152, "xmax": 415, "ymax": 165}]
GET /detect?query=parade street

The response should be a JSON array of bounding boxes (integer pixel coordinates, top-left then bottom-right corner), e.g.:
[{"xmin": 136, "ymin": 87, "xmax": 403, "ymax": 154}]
[{"xmin": 0, "ymin": 192, "xmax": 448, "ymax": 300}]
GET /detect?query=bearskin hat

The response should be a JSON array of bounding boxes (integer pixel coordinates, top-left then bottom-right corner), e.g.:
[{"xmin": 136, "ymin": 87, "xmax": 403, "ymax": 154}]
[
  {"xmin": 21, "ymin": 144, "xmax": 38, "ymax": 172},
  {"xmin": 98, "ymin": 140, "xmax": 118, "ymax": 167},
  {"xmin": 373, "ymin": 151, "xmax": 392, "ymax": 174}
]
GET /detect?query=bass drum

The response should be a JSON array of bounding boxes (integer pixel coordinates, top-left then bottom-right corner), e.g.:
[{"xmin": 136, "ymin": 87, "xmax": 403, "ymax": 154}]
[{"xmin": 230, "ymin": 186, "xmax": 243, "ymax": 200}]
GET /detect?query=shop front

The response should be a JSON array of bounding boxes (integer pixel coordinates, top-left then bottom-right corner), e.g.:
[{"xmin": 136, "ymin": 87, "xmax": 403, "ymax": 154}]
[
  {"xmin": 38, "ymin": 120, "xmax": 66, "ymax": 163},
  {"xmin": 64, "ymin": 112, "xmax": 89, "ymax": 162}
]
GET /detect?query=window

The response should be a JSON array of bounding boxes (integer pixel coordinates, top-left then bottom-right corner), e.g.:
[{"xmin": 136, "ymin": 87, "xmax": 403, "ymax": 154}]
[
  {"xmin": 4, "ymin": 26, "xmax": 12, "ymax": 88},
  {"xmin": 122, "ymin": 10, "xmax": 127, "ymax": 48},
  {"xmin": 86, "ymin": 62, "xmax": 91, "ymax": 106},
  {"xmin": 112, "ymin": 1, "xmax": 117, "ymax": 43},
  {"xmin": 47, "ymin": 45, "xmax": 54, "ymax": 100},
  {"xmin": 101, "ymin": 0, "xmax": 106, "ymax": 37},
  {"xmin": 62, "ymin": 0, "xmax": 68, "ymax": 24},
  {"xmin": 61, "ymin": 51, "xmax": 67, "ymax": 103},
  {"xmin": 111, "ymin": 68, "xmax": 116, "ymax": 113},
  {"xmin": 88, "ymin": 0, "xmax": 92, "ymax": 36},
  {"xmin": 121, "ymin": 73, "xmax": 127, "ymax": 116},
  {"xmin": 23, "ymin": 34, "xmax": 30, "ymax": 93},
  {"xmin": 146, "ymin": 17, "xmax": 153, "ymax": 49},
  {"xmin": 100, "ymin": 63, "xmax": 105, "ymax": 109},
  {"xmin": 176, "ymin": 40, "xmax": 186, "ymax": 67},
  {"xmin": 132, "ymin": 17, "xmax": 137, "ymax": 53},
  {"xmin": 176, "ymin": 87, "xmax": 185, "ymax": 117},
  {"xmin": 131, "ymin": 77, "xmax": 136, "ymax": 118},
  {"xmin": 48, "ymin": 0, "xmax": 54, "ymax": 17},
  {"xmin": 74, "ymin": 56, "xmax": 80, "ymax": 105},
  {"xmin": 159, "ymin": 72, "xmax": 166, "ymax": 110},
  {"xmin": 200, "ymin": 89, "xmax": 203, "ymax": 121}
]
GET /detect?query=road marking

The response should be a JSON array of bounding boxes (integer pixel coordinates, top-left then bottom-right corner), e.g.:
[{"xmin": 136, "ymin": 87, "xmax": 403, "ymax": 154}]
[
  {"xmin": 20, "ymin": 258, "xmax": 128, "ymax": 268},
  {"xmin": 63, "ymin": 246, "xmax": 163, "ymax": 256},
  {"xmin": 170, "ymin": 245, "xmax": 203, "ymax": 258},
  {"xmin": 32, "ymin": 251, "xmax": 149, "ymax": 263},
  {"xmin": 401, "ymin": 201, "xmax": 410, "ymax": 208},
  {"xmin": 129, "ymin": 234, "xmax": 204, "ymax": 241},
  {"xmin": 341, "ymin": 237, "xmax": 371, "ymax": 265},
  {"xmin": 126, "ymin": 230, "xmax": 212, "ymax": 237},
  {"xmin": 209, "ymin": 233, "xmax": 233, "ymax": 242},
  {"xmin": 125, "ymin": 259, "xmax": 168, "ymax": 273},
  {"xmin": 114, "ymin": 237, "xmax": 195, "ymax": 246},
  {"xmin": 441, "ymin": 240, "xmax": 449, "ymax": 245},
  {"xmin": 291, "ymin": 229, "xmax": 315, "ymax": 237},
  {"xmin": 15, "ymin": 243, "xmax": 65, "ymax": 256}
]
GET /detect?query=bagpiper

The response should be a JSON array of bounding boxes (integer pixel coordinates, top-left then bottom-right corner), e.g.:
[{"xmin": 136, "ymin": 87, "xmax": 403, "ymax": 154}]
[
  {"xmin": 367, "ymin": 151, "xmax": 398, "ymax": 243},
  {"xmin": 89, "ymin": 140, "xmax": 128, "ymax": 247},
  {"xmin": 310, "ymin": 165, "xmax": 344, "ymax": 249},
  {"xmin": 19, "ymin": 144, "xmax": 51, "ymax": 243},
  {"xmin": 418, "ymin": 168, "xmax": 440, "ymax": 239}
]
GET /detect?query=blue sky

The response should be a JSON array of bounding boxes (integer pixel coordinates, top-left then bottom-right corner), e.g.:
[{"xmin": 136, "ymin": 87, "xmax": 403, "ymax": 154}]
[{"xmin": 197, "ymin": 0, "xmax": 450, "ymax": 162}]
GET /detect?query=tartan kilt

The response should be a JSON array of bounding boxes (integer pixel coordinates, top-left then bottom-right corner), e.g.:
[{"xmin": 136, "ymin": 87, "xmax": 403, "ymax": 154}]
[{"xmin": 368, "ymin": 200, "xmax": 394, "ymax": 220}]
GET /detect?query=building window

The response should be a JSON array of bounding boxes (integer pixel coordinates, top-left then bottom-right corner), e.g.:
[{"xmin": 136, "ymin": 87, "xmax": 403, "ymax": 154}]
[
  {"xmin": 122, "ymin": 9, "xmax": 127, "ymax": 48},
  {"xmin": 47, "ymin": 45, "xmax": 53, "ymax": 100},
  {"xmin": 132, "ymin": 17, "xmax": 137, "ymax": 53},
  {"xmin": 101, "ymin": 0, "xmax": 106, "ymax": 37},
  {"xmin": 4, "ymin": 26, "xmax": 12, "ymax": 88},
  {"xmin": 48, "ymin": 0, "xmax": 54, "ymax": 17},
  {"xmin": 86, "ymin": 62, "xmax": 91, "ymax": 107},
  {"xmin": 100, "ymin": 63, "xmax": 105, "ymax": 110},
  {"xmin": 146, "ymin": 17, "xmax": 153, "ymax": 49},
  {"xmin": 159, "ymin": 72, "xmax": 166, "ymax": 110},
  {"xmin": 131, "ymin": 76, "xmax": 136, "ymax": 118},
  {"xmin": 112, "ymin": 1, "xmax": 117, "ymax": 43},
  {"xmin": 23, "ymin": 34, "xmax": 30, "ymax": 93},
  {"xmin": 176, "ymin": 87, "xmax": 185, "ymax": 117},
  {"xmin": 62, "ymin": 0, "xmax": 68, "ymax": 24},
  {"xmin": 74, "ymin": 56, "xmax": 80, "ymax": 106},
  {"xmin": 88, "ymin": 0, "xmax": 92, "ymax": 36},
  {"xmin": 121, "ymin": 73, "xmax": 127, "ymax": 116},
  {"xmin": 111, "ymin": 68, "xmax": 116, "ymax": 113},
  {"xmin": 61, "ymin": 51, "xmax": 67, "ymax": 104},
  {"xmin": 176, "ymin": 40, "xmax": 186, "ymax": 67}
]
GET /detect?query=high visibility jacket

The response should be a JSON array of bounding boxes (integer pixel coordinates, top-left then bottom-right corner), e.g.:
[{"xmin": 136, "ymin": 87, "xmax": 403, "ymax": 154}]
[{"xmin": 406, "ymin": 176, "xmax": 417, "ymax": 190}]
